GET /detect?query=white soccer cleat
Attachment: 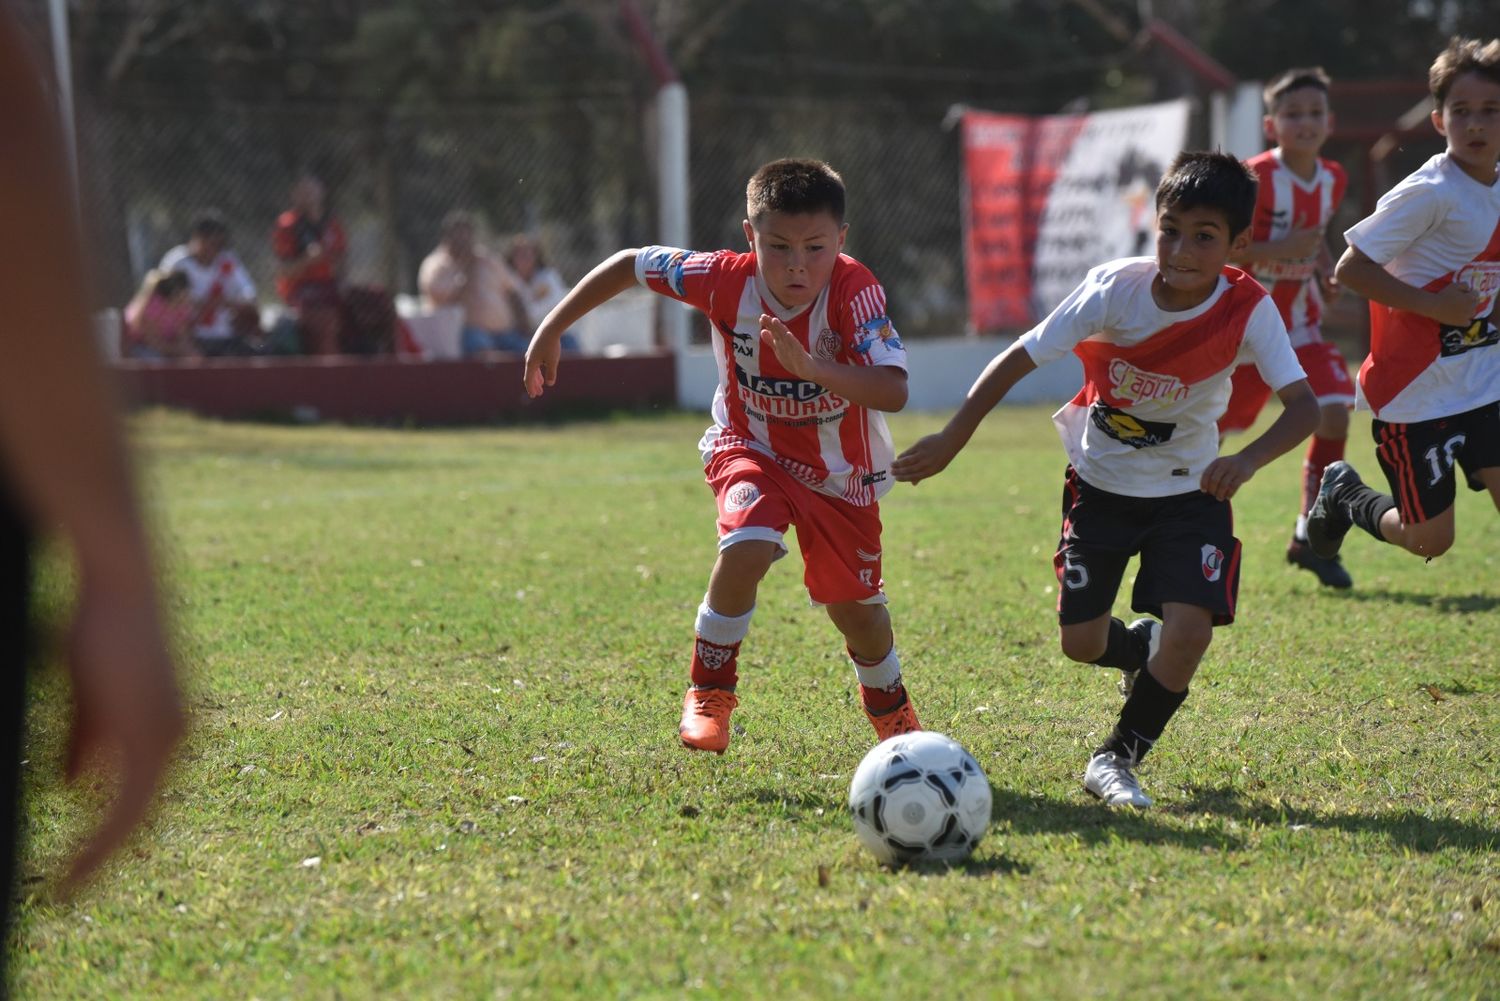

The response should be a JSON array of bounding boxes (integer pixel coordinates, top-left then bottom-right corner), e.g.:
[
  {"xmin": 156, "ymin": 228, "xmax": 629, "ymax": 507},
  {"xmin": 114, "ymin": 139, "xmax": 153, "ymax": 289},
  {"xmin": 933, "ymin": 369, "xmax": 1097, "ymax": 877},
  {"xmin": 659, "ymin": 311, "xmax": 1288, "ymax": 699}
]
[
  {"xmin": 1084, "ymin": 751, "xmax": 1153, "ymax": 808},
  {"xmin": 1119, "ymin": 618, "xmax": 1160, "ymax": 699}
]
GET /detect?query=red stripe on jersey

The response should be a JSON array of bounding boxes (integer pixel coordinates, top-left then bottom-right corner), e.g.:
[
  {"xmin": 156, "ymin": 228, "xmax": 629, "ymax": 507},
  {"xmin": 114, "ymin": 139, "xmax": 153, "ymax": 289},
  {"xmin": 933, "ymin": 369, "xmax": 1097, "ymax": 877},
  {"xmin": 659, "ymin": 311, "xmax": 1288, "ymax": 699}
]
[
  {"xmin": 1360, "ymin": 217, "xmax": 1500, "ymax": 414},
  {"xmin": 1071, "ymin": 269, "xmax": 1266, "ymax": 408}
]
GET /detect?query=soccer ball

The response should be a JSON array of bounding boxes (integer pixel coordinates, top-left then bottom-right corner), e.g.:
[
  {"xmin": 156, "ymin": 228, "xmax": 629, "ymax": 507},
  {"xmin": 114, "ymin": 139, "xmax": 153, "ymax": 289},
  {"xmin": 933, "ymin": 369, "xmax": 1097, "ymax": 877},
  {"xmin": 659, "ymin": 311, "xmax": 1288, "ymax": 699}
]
[{"xmin": 848, "ymin": 731, "xmax": 992, "ymax": 866}]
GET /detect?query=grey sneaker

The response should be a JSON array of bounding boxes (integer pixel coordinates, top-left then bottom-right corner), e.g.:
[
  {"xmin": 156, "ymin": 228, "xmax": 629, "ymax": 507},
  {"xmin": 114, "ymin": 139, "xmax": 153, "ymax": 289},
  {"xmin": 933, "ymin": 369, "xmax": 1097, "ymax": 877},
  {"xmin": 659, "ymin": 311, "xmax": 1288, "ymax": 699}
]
[
  {"xmin": 1119, "ymin": 618, "xmax": 1160, "ymax": 699},
  {"xmin": 1306, "ymin": 461, "xmax": 1363, "ymax": 560},
  {"xmin": 1084, "ymin": 751, "xmax": 1153, "ymax": 808},
  {"xmin": 1286, "ymin": 538, "xmax": 1353, "ymax": 589}
]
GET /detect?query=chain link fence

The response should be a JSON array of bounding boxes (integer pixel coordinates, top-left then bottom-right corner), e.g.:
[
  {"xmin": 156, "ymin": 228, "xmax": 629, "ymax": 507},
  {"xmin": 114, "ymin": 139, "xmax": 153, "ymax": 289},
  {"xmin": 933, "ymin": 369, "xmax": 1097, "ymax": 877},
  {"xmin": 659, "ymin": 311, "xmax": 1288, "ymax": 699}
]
[{"xmin": 72, "ymin": 85, "xmax": 970, "ymax": 346}]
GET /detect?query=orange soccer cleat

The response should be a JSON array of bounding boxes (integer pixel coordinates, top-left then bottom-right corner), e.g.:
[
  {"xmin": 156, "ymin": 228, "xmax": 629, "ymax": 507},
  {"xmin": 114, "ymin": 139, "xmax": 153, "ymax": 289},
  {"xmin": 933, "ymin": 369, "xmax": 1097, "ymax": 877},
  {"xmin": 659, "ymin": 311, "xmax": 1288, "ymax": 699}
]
[
  {"xmin": 679, "ymin": 686, "xmax": 739, "ymax": 754},
  {"xmin": 865, "ymin": 695, "xmax": 921, "ymax": 743}
]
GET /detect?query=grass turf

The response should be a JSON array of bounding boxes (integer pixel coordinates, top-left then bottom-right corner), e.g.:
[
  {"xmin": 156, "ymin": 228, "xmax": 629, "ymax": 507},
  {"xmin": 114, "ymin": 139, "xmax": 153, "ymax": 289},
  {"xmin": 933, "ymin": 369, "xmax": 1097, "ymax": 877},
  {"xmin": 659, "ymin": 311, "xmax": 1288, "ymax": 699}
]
[{"xmin": 10, "ymin": 406, "xmax": 1499, "ymax": 999}]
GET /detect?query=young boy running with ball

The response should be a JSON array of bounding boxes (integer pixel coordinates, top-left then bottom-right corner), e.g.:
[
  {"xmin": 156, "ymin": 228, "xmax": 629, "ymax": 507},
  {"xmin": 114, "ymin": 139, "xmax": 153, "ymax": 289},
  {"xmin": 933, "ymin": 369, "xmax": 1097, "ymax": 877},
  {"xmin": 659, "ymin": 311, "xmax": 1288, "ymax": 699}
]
[
  {"xmin": 893, "ymin": 152, "xmax": 1319, "ymax": 807},
  {"xmin": 1309, "ymin": 38, "xmax": 1500, "ymax": 565},
  {"xmin": 524, "ymin": 158, "xmax": 920, "ymax": 753}
]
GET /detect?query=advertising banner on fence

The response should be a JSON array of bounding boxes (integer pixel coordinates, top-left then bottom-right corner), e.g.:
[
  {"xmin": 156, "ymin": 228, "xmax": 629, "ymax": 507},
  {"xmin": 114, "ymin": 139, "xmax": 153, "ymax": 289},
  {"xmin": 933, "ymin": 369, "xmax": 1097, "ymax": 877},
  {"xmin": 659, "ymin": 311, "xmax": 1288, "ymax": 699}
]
[{"xmin": 962, "ymin": 99, "xmax": 1191, "ymax": 333}]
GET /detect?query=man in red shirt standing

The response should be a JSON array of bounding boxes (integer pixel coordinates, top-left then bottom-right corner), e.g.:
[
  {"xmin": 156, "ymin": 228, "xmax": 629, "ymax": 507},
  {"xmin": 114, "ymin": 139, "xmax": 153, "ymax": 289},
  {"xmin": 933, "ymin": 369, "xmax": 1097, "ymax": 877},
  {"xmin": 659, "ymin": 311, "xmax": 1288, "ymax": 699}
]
[{"xmin": 273, "ymin": 173, "xmax": 348, "ymax": 354}]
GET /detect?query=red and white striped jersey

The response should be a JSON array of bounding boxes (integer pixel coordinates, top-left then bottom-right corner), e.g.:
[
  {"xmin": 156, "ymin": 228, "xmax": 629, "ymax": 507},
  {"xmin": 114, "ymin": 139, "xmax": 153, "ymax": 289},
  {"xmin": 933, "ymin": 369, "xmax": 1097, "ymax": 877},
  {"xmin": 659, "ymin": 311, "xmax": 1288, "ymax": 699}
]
[
  {"xmin": 1020, "ymin": 259, "xmax": 1305, "ymax": 497},
  {"xmin": 1343, "ymin": 153, "xmax": 1500, "ymax": 422},
  {"xmin": 635, "ymin": 246, "xmax": 907, "ymax": 506},
  {"xmin": 1245, "ymin": 149, "xmax": 1347, "ymax": 347}
]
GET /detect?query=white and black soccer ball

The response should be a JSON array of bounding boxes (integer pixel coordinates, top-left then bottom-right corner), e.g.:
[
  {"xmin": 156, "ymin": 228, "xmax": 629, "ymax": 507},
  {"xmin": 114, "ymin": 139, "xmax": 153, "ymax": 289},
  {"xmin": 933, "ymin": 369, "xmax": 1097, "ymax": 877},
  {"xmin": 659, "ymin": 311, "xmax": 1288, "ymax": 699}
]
[{"xmin": 848, "ymin": 731, "xmax": 992, "ymax": 866}]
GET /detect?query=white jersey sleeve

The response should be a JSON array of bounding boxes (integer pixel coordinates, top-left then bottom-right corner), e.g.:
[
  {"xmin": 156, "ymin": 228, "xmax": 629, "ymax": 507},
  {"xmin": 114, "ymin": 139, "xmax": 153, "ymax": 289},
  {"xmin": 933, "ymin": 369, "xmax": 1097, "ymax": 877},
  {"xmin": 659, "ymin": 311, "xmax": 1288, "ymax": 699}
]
[
  {"xmin": 1018, "ymin": 264, "xmax": 1112, "ymax": 366},
  {"xmin": 1343, "ymin": 174, "xmax": 1444, "ymax": 266}
]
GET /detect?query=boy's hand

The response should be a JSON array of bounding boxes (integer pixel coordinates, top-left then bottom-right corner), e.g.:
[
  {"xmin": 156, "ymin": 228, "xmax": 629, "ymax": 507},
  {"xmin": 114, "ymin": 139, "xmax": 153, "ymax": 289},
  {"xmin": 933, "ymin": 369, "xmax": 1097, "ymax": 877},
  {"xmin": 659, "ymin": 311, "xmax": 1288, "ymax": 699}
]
[
  {"xmin": 892, "ymin": 431, "xmax": 961, "ymax": 485},
  {"xmin": 1432, "ymin": 283, "xmax": 1482, "ymax": 328},
  {"xmin": 1318, "ymin": 272, "xmax": 1340, "ymax": 301},
  {"xmin": 760, "ymin": 314, "xmax": 817, "ymax": 380},
  {"xmin": 1199, "ymin": 453, "xmax": 1256, "ymax": 501},
  {"xmin": 1280, "ymin": 227, "xmax": 1324, "ymax": 259},
  {"xmin": 523, "ymin": 333, "xmax": 560, "ymax": 398}
]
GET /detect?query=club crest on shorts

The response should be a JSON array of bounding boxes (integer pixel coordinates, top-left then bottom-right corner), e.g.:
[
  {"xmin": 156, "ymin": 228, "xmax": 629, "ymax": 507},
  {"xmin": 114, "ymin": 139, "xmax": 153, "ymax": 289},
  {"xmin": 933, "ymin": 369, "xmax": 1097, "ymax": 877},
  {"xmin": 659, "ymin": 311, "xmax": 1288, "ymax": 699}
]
[
  {"xmin": 1200, "ymin": 543, "xmax": 1224, "ymax": 582},
  {"xmin": 724, "ymin": 482, "xmax": 760, "ymax": 513}
]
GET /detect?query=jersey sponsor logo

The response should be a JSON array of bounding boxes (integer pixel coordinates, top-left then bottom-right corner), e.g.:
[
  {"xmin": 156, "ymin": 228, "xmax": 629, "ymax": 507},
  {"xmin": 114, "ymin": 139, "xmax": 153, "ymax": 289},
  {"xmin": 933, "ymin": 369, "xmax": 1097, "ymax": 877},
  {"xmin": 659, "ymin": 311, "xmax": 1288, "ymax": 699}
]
[
  {"xmin": 860, "ymin": 470, "xmax": 887, "ymax": 487},
  {"xmin": 718, "ymin": 319, "xmax": 755, "ymax": 358},
  {"xmin": 815, "ymin": 327, "xmax": 842, "ymax": 360},
  {"xmin": 1437, "ymin": 312, "xmax": 1499, "ymax": 358},
  {"xmin": 1254, "ymin": 258, "xmax": 1317, "ymax": 282},
  {"xmin": 852, "ymin": 315, "xmax": 901, "ymax": 354},
  {"xmin": 723, "ymin": 481, "xmax": 760, "ymax": 512},
  {"xmin": 1088, "ymin": 403, "xmax": 1175, "ymax": 448},
  {"xmin": 1456, "ymin": 261, "xmax": 1500, "ymax": 317},
  {"xmin": 1201, "ymin": 543, "xmax": 1224, "ymax": 582},
  {"xmin": 1107, "ymin": 359, "xmax": 1188, "ymax": 404},
  {"xmin": 735, "ymin": 365, "xmax": 827, "ymax": 402}
]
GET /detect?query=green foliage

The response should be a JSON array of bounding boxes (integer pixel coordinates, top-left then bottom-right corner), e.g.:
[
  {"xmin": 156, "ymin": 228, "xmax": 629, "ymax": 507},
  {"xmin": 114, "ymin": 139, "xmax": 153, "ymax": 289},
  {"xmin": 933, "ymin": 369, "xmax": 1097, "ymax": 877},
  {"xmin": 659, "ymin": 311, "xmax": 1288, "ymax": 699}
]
[{"xmin": 9, "ymin": 407, "xmax": 1499, "ymax": 998}]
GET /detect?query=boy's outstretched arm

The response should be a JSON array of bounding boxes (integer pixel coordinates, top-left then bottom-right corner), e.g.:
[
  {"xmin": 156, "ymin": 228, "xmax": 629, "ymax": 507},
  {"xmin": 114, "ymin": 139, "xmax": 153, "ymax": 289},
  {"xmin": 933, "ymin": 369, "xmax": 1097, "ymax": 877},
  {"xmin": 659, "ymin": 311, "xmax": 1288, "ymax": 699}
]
[
  {"xmin": 523, "ymin": 249, "xmax": 639, "ymax": 398},
  {"xmin": 760, "ymin": 314, "xmax": 908, "ymax": 412},
  {"xmin": 1199, "ymin": 379, "xmax": 1319, "ymax": 500},
  {"xmin": 891, "ymin": 340, "xmax": 1038, "ymax": 485},
  {"xmin": 1335, "ymin": 246, "xmax": 1481, "ymax": 327}
]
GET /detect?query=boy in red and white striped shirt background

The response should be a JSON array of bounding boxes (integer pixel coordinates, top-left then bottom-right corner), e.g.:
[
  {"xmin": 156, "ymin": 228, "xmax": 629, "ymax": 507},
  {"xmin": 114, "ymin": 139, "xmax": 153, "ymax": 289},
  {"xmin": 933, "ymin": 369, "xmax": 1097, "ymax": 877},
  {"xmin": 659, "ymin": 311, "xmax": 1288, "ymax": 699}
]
[{"xmin": 524, "ymin": 158, "xmax": 920, "ymax": 754}]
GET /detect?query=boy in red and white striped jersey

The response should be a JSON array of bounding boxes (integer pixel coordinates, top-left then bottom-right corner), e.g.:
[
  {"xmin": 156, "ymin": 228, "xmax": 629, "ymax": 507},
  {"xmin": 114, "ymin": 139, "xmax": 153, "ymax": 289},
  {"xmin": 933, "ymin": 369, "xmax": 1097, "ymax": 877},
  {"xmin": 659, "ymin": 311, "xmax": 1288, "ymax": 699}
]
[
  {"xmin": 895, "ymin": 152, "xmax": 1319, "ymax": 807},
  {"xmin": 524, "ymin": 159, "xmax": 920, "ymax": 754},
  {"xmin": 1219, "ymin": 68, "xmax": 1357, "ymax": 588}
]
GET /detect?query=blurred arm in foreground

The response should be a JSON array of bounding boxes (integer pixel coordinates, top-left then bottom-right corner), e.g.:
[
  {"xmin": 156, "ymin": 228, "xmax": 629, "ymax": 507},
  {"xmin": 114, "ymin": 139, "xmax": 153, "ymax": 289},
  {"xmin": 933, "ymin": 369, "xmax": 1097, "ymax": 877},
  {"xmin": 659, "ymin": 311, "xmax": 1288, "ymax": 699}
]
[{"xmin": 0, "ymin": 13, "xmax": 183, "ymax": 900}]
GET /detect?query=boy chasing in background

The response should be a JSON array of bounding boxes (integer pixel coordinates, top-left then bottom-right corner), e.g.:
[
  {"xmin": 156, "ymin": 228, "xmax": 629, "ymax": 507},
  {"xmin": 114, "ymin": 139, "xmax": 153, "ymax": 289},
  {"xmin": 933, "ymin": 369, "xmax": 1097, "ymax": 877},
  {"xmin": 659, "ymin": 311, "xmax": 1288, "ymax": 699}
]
[
  {"xmin": 894, "ymin": 152, "xmax": 1318, "ymax": 807},
  {"xmin": 524, "ymin": 159, "xmax": 920, "ymax": 754}
]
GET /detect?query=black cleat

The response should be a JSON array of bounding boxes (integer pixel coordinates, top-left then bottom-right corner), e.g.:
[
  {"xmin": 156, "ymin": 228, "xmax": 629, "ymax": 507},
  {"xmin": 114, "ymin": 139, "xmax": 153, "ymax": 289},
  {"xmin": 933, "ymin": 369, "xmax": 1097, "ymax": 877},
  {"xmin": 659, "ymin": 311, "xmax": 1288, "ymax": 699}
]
[
  {"xmin": 1305, "ymin": 461, "xmax": 1363, "ymax": 560},
  {"xmin": 1286, "ymin": 538, "xmax": 1353, "ymax": 589}
]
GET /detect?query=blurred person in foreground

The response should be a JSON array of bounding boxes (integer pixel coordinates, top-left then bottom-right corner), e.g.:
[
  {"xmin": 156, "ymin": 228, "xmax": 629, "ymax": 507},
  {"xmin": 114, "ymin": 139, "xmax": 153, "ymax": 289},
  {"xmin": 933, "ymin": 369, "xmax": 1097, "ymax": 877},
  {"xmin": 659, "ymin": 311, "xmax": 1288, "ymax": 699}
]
[
  {"xmin": 0, "ymin": 11, "xmax": 183, "ymax": 990},
  {"xmin": 420, "ymin": 211, "xmax": 528, "ymax": 355}
]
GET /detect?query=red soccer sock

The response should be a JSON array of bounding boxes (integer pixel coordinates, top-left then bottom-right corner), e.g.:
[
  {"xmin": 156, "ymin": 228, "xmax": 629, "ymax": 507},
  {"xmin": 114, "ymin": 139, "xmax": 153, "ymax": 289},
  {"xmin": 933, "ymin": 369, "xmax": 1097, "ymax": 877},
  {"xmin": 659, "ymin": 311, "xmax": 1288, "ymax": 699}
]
[
  {"xmin": 691, "ymin": 636, "xmax": 741, "ymax": 689},
  {"xmin": 1301, "ymin": 434, "xmax": 1347, "ymax": 520}
]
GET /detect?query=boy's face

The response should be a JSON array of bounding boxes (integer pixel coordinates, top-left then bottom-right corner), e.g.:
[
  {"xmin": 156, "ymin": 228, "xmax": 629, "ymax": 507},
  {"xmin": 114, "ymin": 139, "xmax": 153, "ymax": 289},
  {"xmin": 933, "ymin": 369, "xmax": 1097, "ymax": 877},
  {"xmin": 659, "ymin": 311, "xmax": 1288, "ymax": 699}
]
[
  {"xmin": 742, "ymin": 210, "xmax": 848, "ymax": 309},
  {"xmin": 1433, "ymin": 71, "xmax": 1500, "ymax": 179},
  {"xmin": 1265, "ymin": 87, "xmax": 1332, "ymax": 157},
  {"xmin": 1153, "ymin": 204, "xmax": 1250, "ymax": 307}
]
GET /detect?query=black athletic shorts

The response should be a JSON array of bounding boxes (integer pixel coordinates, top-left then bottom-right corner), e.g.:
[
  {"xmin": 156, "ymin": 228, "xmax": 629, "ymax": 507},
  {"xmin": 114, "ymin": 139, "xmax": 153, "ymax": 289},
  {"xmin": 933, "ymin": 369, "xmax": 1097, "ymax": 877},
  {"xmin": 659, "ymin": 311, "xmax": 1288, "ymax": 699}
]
[
  {"xmin": 0, "ymin": 481, "xmax": 32, "ymax": 992},
  {"xmin": 1372, "ymin": 399, "xmax": 1500, "ymax": 525},
  {"xmin": 1053, "ymin": 466, "xmax": 1241, "ymax": 626}
]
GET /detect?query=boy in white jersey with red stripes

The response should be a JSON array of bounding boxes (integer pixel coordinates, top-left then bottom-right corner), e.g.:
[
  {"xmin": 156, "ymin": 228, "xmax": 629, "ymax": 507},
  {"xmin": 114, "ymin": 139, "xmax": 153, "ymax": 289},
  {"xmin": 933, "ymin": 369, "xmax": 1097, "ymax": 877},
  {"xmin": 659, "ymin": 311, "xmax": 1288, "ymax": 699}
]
[
  {"xmin": 1310, "ymin": 38, "xmax": 1500, "ymax": 565},
  {"xmin": 523, "ymin": 159, "xmax": 920, "ymax": 754},
  {"xmin": 894, "ymin": 153, "xmax": 1318, "ymax": 807},
  {"xmin": 1220, "ymin": 68, "xmax": 1358, "ymax": 589}
]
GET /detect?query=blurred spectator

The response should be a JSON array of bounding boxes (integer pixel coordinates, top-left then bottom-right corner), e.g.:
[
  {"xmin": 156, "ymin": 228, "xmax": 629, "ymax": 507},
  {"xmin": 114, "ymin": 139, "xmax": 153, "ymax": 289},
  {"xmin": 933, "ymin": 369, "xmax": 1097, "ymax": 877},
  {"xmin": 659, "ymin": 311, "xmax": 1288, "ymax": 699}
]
[
  {"xmin": 159, "ymin": 213, "xmax": 259, "ymax": 357},
  {"xmin": 272, "ymin": 173, "xmax": 347, "ymax": 355},
  {"xmin": 505, "ymin": 233, "xmax": 579, "ymax": 351},
  {"xmin": 419, "ymin": 211, "xmax": 527, "ymax": 355},
  {"xmin": 121, "ymin": 270, "xmax": 197, "ymax": 360}
]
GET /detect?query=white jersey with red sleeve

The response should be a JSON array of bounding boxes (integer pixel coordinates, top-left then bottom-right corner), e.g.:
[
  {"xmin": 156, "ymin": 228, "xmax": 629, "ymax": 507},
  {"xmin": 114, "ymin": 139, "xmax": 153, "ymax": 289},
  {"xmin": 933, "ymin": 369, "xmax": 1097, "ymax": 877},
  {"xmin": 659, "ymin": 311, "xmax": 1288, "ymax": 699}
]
[
  {"xmin": 635, "ymin": 246, "xmax": 907, "ymax": 506},
  {"xmin": 1342, "ymin": 153, "xmax": 1500, "ymax": 423},
  {"xmin": 1245, "ymin": 149, "xmax": 1347, "ymax": 346},
  {"xmin": 1019, "ymin": 258, "xmax": 1305, "ymax": 498}
]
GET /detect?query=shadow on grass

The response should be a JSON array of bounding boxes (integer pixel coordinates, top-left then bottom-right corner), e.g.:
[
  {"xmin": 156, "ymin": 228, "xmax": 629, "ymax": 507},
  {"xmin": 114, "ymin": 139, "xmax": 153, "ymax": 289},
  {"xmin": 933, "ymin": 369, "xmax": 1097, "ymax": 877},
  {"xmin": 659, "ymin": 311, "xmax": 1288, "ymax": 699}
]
[
  {"xmin": 903, "ymin": 854, "xmax": 1034, "ymax": 878},
  {"xmin": 1175, "ymin": 785, "xmax": 1500, "ymax": 852},
  {"xmin": 988, "ymin": 787, "xmax": 1241, "ymax": 850},
  {"xmin": 1328, "ymin": 588, "xmax": 1500, "ymax": 614}
]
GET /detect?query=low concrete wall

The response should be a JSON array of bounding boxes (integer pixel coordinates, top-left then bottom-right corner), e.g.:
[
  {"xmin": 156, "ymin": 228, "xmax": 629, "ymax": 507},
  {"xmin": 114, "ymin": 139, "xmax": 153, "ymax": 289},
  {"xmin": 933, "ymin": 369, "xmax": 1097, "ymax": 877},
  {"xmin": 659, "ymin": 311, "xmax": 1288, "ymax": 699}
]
[
  {"xmin": 675, "ymin": 337, "xmax": 1082, "ymax": 414},
  {"xmin": 114, "ymin": 352, "xmax": 677, "ymax": 423}
]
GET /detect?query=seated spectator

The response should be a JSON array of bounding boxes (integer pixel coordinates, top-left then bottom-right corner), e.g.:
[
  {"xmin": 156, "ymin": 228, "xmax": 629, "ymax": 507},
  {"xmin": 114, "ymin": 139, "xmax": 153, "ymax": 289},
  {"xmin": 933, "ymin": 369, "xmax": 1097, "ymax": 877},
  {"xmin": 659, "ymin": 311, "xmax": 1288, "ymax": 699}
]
[
  {"xmin": 505, "ymin": 233, "xmax": 579, "ymax": 352},
  {"xmin": 159, "ymin": 212, "xmax": 259, "ymax": 356},
  {"xmin": 419, "ymin": 211, "xmax": 527, "ymax": 355},
  {"xmin": 121, "ymin": 269, "xmax": 197, "ymax": 360},
  {"xmin": 273, "ymin": 172, "xmax": 347, "ymax": 355}
]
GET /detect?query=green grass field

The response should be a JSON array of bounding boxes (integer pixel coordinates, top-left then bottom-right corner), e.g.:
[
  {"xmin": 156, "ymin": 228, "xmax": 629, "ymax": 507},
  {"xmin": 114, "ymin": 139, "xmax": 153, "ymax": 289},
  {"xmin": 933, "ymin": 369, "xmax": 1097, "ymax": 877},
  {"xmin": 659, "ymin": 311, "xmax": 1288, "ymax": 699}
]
[{"xmin": 10, "ymin": 406, "xmax": 1500, "ymax": 999}]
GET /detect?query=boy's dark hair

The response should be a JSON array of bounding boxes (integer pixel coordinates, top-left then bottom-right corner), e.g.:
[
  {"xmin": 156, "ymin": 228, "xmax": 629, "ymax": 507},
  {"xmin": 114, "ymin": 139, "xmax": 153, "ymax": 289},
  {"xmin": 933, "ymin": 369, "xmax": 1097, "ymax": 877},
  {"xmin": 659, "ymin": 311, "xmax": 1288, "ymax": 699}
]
[
  {"xmin": 153, "ymin": 270, "xmax": 190, "ymax": 298},
  {"xmin": 1154, "ymin": 151, "xmax": 1258, "ymax": 236},
  {"xmin": 746, "ymin": 158, "xmax": 845, "ymax": 224},
  {"xmin": 190, "ymin": 211, "xmax": 228, "ymax": 240},
  {"xmin": 1263, "ymin": 67, "xmax": 1331, "ymax": 111},
  {"xmin": 1429, "ymin": 37, "xmax": 1500, "ymax": 106}
]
